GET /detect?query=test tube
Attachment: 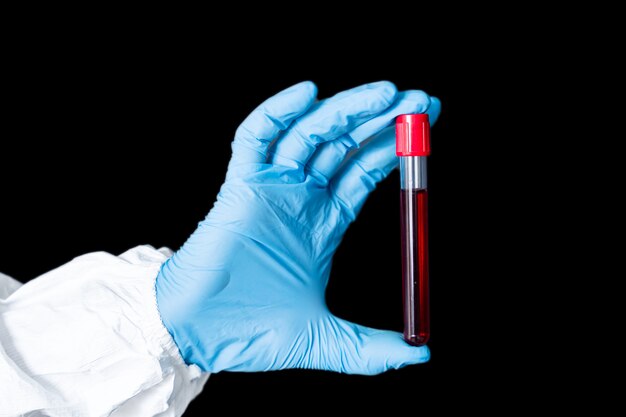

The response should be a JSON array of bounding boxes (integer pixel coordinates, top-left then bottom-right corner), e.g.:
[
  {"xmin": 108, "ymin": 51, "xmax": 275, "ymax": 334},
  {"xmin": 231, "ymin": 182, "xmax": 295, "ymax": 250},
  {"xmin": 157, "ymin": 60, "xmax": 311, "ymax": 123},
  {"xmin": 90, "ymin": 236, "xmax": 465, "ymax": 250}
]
[{"xmin": 396, "ymin": 114, "xmax": 431, "ymax": 346}]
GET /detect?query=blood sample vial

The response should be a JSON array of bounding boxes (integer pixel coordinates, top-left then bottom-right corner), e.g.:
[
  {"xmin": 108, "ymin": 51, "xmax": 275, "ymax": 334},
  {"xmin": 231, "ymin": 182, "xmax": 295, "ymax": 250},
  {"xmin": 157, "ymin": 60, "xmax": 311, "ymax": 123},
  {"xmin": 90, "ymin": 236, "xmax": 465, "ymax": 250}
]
[{"xmin": 396, "ymin": 114, "xmax": 431, "ymax": 346}]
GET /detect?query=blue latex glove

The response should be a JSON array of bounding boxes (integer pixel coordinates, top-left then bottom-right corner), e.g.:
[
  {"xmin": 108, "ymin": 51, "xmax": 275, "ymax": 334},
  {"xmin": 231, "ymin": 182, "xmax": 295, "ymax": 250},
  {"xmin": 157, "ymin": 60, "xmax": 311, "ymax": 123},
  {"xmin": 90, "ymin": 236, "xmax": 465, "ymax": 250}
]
[{"xmin": 156, "ymin": 81, "xmax": 441, "ymax": 375}]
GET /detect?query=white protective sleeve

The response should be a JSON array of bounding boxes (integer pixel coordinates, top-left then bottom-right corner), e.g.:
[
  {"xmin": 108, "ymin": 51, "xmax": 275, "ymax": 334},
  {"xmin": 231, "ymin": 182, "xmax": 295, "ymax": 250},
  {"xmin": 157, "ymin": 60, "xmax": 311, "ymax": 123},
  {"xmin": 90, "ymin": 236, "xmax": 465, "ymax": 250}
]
[{"xmin": 0, "ymin": 246, "xmax": 209, "ymax": 417}]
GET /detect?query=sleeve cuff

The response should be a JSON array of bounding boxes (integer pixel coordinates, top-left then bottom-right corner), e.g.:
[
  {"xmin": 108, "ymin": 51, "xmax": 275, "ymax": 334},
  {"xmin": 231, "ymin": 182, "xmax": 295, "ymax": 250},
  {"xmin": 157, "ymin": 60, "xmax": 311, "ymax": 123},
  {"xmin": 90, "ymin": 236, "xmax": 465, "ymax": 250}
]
[{"xmin": 0, "ymin": 245, "xmax": 208, "ymax": 416}]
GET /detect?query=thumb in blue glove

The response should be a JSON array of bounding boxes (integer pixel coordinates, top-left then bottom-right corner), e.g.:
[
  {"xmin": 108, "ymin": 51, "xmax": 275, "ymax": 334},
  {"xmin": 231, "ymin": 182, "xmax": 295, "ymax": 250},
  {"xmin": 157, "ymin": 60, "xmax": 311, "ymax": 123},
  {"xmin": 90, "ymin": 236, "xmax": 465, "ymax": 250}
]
[{"xmin": 156, "ymin": 80, "xmax": 441, "ymax": 375}]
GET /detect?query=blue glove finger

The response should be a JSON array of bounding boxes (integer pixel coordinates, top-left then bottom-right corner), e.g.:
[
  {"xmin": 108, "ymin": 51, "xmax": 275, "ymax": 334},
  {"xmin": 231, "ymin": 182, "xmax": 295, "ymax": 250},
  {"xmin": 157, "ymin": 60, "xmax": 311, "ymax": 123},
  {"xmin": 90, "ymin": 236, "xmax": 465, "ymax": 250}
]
[
  {"xmin": 317, "ymin": 81, "xmax": 398, "ymax": 104},
  {"xmin": 427, "ymin": 96, "xmax": 442, "ymax": 124},
  {"xmin": 230, "ymin": 81, "xmax": 317, "ymax": 168},
  {"xmin": 269, "ymin": 81, "xmax": 397, "ymax": 169},
  {"xmin": 323, "ymin": 316, "xmax": 430, "ymax": 375},
  {"xmin": 307, "ymin": 91, "xmax": 432, "ymax": 184},
  {"xmin": 331, "ymin": 97, "xmax": 442, "ymax": 218},
  {"xmin": 351, "ymin": 90, "xmax": 432, "ymax": 144}
]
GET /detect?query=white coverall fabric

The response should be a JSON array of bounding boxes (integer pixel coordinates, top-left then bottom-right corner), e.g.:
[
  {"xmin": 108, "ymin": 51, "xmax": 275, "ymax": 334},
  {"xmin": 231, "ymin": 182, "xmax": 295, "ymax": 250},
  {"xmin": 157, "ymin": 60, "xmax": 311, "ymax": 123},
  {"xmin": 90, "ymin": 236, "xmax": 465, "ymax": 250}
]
[{"xmin": 0, "ymin": 246, "xmax": 209, "ymax": 417}]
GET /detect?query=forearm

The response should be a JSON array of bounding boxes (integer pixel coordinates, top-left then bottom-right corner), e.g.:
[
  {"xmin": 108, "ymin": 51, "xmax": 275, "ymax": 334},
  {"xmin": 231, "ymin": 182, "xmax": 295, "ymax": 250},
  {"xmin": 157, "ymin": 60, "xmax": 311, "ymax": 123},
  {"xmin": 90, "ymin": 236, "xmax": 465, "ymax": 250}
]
[{"xmin": 0, "ymin": 246, "xmax": 207, "ymax": 416}]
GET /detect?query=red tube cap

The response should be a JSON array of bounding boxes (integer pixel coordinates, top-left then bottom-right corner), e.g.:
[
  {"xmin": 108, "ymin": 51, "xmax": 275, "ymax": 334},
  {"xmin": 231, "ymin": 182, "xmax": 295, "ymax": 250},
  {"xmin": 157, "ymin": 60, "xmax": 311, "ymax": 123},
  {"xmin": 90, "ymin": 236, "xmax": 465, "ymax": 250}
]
[{"xmin": 396, "ymin": 114, "xmax": 431, "ymax": 156}]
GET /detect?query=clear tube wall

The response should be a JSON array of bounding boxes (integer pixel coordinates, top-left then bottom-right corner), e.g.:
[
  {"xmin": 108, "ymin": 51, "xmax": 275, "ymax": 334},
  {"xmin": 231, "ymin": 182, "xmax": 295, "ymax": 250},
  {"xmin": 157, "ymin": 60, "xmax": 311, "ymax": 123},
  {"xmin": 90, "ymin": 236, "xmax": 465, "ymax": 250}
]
[{"xmin": 399, "ymin": 156, "xmax": 429, "ymax": 346}]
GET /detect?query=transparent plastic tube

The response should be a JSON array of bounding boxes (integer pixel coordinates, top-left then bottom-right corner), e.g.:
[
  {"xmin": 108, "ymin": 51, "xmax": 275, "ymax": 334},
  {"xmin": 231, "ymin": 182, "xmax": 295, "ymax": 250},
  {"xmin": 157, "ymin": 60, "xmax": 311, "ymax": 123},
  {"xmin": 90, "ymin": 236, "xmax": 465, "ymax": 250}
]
[
  {"xmin": 399, "ymin": 157, "xmax": 429, "ymax": 346},
  {"xmin": 396, "ymin": 114, "xmax": 431, "ymax": 346}
]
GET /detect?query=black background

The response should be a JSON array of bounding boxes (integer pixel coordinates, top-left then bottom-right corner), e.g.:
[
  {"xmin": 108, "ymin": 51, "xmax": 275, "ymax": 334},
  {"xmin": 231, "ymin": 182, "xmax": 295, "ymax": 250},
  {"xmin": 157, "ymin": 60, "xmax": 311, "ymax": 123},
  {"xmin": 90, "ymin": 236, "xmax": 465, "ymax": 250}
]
[{"xmin": 1, "ymin": 38, "xmax": 531, "ymax": 412}]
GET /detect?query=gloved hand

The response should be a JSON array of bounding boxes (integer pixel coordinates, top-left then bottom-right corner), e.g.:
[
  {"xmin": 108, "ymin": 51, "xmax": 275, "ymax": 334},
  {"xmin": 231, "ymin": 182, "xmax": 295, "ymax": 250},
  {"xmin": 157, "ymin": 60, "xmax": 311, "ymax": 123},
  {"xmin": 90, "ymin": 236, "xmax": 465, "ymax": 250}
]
[{"xmin": 156, "ymin": 81, "xmax": 441, "ymax": 375}]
